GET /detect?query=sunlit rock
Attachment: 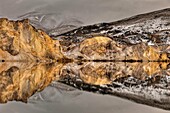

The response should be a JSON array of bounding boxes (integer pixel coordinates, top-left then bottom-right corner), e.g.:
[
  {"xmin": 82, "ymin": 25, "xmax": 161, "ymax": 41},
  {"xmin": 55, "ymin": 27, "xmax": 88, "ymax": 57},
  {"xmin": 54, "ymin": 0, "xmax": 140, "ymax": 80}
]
[
  {"xmin": 0, "ymin": 18, "xmax": 63, "ymax": 62},
  {"xmin": 1, "ymin": 8, "xmax": 170, "ymax": 110}
]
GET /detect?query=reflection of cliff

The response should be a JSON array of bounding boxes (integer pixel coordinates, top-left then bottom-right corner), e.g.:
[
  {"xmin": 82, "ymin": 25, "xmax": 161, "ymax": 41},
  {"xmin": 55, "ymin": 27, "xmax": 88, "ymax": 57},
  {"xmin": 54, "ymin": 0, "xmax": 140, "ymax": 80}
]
[
  {"xmin": 1, "ymin": 9, "xmax": 170, "ymax": 110},
  {"xmin": 0, "ymin": 18, "xmax": 65, "ymax": 103},
  {"xmin": 1, "ymin": 61, "xmax": 168, "ymax": 103},
  {"xmin": 59, "ymin": 62, "xmax": 170, "ymax": 110},
  {"xmin": 0, "ymin": 62, "xmax": 63, "ymax": 103},
  {"xmin": 60, "ymin": 62, "xmax": 170, "ymax": 85}
]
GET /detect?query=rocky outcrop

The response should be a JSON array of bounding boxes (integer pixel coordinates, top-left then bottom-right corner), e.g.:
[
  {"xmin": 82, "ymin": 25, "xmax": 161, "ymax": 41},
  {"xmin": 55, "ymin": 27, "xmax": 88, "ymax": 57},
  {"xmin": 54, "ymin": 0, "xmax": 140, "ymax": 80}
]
[
  {"xmin": 1, "ymin": 8, "xmax": 170, "ymax": 110},
  {"xmin": 0, "ymin": 18, "xmax": 63, "ymax": 62},
  {"xmin": 0, "ymin": 18, "xmax": 66, "ymax": 102}
]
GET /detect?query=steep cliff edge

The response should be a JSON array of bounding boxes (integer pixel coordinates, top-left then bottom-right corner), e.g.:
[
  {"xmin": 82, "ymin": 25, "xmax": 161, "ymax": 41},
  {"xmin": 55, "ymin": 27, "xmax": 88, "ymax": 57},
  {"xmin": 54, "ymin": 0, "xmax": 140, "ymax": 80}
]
[{"xmin": 0, "ymin": 18, "xmax": 63, "ymax": 62}]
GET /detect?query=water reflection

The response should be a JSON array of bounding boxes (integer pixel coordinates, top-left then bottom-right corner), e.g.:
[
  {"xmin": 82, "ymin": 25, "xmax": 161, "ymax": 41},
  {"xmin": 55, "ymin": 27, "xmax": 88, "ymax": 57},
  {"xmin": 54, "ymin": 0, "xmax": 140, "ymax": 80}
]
[
  {"xmin": 0, "ymin": 62, "xmax": 63, "ymax": 103},
  {"xmin": 61, "ymin": 62, "xmax": 170, "ymax": 85},
  {"xmin": 59, "ymin": 62, "xmax": 170, "ymax": 110},
  {"xmin": 1, "ymin": 8, "xmax": 170, "ymax": 111},
  {"xmin": 1, "ymin": 61, "xmax": 170, "ymax": 110},
  {"xmin": 29, "ymin": 81, "xmax": 82, "ymax": 103}
]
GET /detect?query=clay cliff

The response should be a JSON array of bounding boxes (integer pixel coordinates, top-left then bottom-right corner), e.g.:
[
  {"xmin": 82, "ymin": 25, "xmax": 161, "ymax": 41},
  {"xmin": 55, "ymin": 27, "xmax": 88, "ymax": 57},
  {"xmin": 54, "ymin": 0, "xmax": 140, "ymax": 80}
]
[
  {"xmin": 0, "ymin": 18, "xmax": 63, "ymax": 62},
  {"xmin": 1, "ymin": 9, "xmax": 170, "ymax": 110}
]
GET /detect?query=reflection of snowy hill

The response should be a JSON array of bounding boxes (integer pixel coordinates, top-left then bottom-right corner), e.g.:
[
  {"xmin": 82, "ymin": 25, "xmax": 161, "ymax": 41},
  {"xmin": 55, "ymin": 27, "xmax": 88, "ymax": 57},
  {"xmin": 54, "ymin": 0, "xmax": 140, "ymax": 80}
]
[
  {"xmin": 29, "ymin": 81, "xmax": 82, "ymax": 103},
  {"xmin": 0, "ymin": 0, "xmax": 170, "ymax": 113}
]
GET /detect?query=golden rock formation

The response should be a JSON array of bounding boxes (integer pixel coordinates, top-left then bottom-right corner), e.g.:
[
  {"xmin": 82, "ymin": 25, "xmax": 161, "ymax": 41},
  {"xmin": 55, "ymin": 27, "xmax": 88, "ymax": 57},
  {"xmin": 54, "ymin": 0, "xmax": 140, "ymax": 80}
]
[
  {"xmin": 0, "ymin": 18, "xmax": 170, "ymax": 103},
  {"xmin": 0, "ymin": 18, "xmax": 63, "ymax": 62},
  {"xmin": 1, "ymin": 18, "xmax": 168, "ymax": 62},
  {"xmin": 0, "ymin": 18, "xmax": 66, "ymax": 103},
  {"xmin": 79, "ymin": 36, "xmax": 170, "ymax": 61},
  {"xmin": 0, "ymin": 62, "xmax": 63, "ymax": 103}
]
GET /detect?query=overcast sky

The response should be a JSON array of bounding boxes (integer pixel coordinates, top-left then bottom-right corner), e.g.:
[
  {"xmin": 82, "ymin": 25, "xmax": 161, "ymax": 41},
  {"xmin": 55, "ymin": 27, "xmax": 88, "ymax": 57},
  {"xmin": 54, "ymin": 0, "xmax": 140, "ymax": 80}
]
[
  {"xmin": 0, "ymin": 1, "xmax": 170, "ymax": 113},
  {"xmin": 0, "ymin": 0, "xmax": 170, "ymax": 24}
]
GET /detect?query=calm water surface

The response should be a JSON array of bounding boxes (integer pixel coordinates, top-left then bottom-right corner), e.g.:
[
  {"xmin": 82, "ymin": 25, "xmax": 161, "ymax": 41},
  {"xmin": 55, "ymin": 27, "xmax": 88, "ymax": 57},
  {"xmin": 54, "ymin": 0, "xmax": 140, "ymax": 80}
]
[{"xmin": 0, "ymin": 0, "xmax": 170, "ymax": 113}]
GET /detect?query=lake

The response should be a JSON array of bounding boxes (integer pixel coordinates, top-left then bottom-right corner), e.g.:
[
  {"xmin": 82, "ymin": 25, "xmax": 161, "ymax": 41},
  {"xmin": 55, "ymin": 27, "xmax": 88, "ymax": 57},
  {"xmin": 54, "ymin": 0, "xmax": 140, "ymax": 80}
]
[{"xmin": 0, "ymin": 0, "xmax": 170, "ymax": 113}]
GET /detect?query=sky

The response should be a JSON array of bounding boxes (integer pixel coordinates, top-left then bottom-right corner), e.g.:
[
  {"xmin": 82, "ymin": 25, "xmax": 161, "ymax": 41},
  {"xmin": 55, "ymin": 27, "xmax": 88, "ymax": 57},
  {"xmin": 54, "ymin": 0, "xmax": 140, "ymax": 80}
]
[
  {"xmin": 0, "ymin": 0, "xmax": 170, "ymax": 24},
  {"xmin": 0, "ymin": 0, "xmax": 170, "ymax": 113}
]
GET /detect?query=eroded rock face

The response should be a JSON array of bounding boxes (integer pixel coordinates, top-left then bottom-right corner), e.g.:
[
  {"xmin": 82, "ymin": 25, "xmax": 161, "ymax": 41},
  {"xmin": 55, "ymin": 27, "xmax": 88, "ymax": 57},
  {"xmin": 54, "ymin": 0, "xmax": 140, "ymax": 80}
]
[
  {"xmin": 1, "ymin": 8, "xmax": 170, "ymax": 110},
  {"xmin": 0, "ymin": 18, "xmax": 63, "ymax": 62},
  {"xmin": 0, "ymin": 18, "xmax": 65, "ymax": 103}
]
